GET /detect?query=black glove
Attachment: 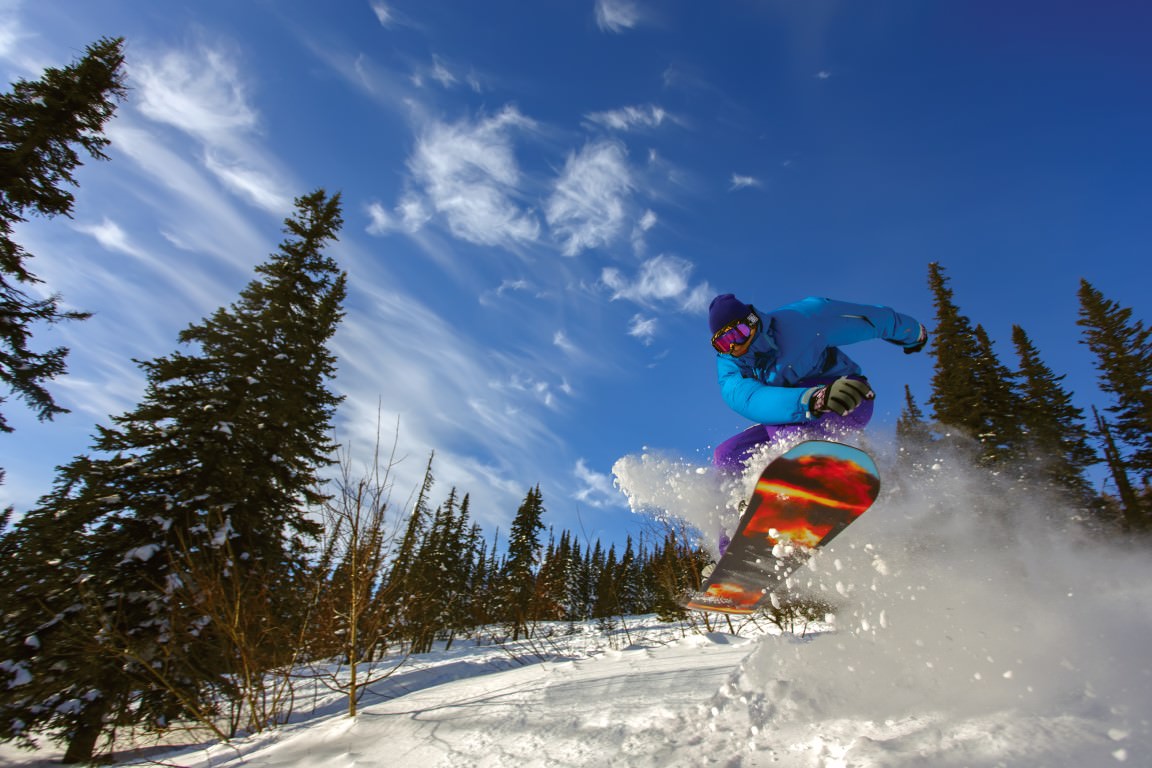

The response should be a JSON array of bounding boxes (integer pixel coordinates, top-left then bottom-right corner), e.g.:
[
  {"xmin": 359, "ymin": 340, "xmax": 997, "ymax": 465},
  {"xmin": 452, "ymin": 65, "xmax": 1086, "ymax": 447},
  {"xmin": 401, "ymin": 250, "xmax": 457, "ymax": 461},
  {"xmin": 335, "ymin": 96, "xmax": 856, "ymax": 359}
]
[
  {"xmin": 808, "ymin": 377, "xmax": 875, "ymax": 417},
  {"xmin": 889, "ymin": 324, "xmax": 928, "ymax": 355}
]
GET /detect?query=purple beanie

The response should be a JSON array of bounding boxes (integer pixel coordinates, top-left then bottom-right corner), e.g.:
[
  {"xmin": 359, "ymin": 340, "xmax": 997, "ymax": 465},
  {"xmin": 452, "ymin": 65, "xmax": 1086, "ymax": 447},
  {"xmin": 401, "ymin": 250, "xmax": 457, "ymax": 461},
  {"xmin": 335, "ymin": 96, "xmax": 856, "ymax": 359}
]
[{"xmin": 708, "ymin": 294, "xmax": 752, "ymax": 334}]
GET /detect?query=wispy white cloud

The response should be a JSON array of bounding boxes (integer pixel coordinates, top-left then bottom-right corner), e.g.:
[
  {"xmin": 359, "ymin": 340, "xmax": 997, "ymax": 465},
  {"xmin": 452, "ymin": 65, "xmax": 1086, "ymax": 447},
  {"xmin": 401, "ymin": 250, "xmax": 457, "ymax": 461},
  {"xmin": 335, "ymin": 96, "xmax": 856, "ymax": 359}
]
[
  {"xmin": 133, "ymin": 44, "xmax": 257, "ymax": 145},
  {"xmin": 816, "ymin": 70, "xmax": 832, "ymax": 80},
  {"xmin": 627, "ymin": 313, "xmax": 658, "ymax": 346},
  {"xmin": 0, "ymin": 14, "xmax": 21, "ymax": 60},
  {"xmin": 401, "ymin": 106, "xmax": 541, "ymax": 248},
  {"xmin": 546, "ymin": 141, "xmax": 633, "ymax": 256},
  {"xmin": 73, "ymin": 216, "xmax": 227, "ymax": 313},
  {"xmin": 367, "ymin": 0, "xmax": 419, "ymax": 31},
  {"xmin": 74, "ymin": 218, "xmax": 147, "ymax": 260},
  {"xmin": 573, "ymin": 459, "xmax": 625, "ymax": 508},
  {"xmin": 370, "ymin": 0, "xmax": 394, "ymax": 27},
  {"xmin": 631, "ymin": 208, "xmax": 657, "ymax": 255},
  {"xmin": 595, "ymin": 0, "xmax": 643, "ymax": 33},
  {"xmin": 366, "ymin": 201, "xmax": 393, "ymax": 234},
  {"xmin": 131, "ymin": 42, "xmax": 295, "ymax": 216},
  {"xmin": 495, "ymin": 372, "xmax": 567, "ymax": 410},
  {"xmin": 328, "ymin": 284, "xmax": 579, "ymax": 527},
  {"xmin": 477, "ymin": 278, "xmax": 540, "ymax": 307},
  {"xmin": 334, "ymin": 286, "xmax": 573, "ymax": 454},
  {"xmin": 499, "ymin": 278, "xmax": 531, "ymax": 296},
  {"xmin": 729, "ymin": 173, "xmax": 762, "ymax": 191},
  {"xmin": 104, "ymin": 121, "xmax": 268, "ymax": 273},
  {"xmin": 0, "ymin": 13, "xmax": 45, "ymax": 74},
  {"xmin": 553, "ymin": 329, "xmax": 579, "ymax": 356},
  {"xmin": 429, "ymin": 55, "xmax": 456, "ymax": 88},
  {"xmin": 410, "ymin": 55, "xmax": 484, "ymax": 93},
  {"xmin": 366, "ymin": 194, "xmax": 431, "ymax": 236},
  {"xmin": 584, "ymin": 104, "xmax": 671, "ymax": 132},
  {"xmin": 203, "ymin": 152, "xmax": 293, "ymax": 213},
  {"xmin": 601, "ymin": 253, "xmax": 712, "ymax": 312}
]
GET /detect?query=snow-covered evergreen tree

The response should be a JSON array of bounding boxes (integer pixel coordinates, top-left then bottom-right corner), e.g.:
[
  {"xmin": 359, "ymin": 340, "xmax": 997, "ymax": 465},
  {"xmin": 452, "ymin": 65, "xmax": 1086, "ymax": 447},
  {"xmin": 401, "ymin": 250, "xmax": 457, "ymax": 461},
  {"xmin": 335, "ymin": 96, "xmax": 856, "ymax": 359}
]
[{"xmin": 0, "ymin": 190, "xmax": 346, "ymax": 762}]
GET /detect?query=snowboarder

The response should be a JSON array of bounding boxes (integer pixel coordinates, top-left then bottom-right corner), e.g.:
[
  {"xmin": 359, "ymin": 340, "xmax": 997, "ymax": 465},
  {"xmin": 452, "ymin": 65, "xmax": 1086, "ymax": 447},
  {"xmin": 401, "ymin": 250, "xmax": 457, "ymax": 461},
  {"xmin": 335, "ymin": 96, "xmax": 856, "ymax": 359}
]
[{"xmin": 708, "ymin": 293, "xmax": 927, "ymax": 472}]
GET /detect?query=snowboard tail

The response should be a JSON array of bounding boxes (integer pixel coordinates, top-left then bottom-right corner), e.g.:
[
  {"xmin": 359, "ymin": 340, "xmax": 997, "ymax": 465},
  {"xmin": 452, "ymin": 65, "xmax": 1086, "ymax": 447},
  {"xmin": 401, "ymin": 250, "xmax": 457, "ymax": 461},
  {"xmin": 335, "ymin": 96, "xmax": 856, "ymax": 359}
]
[{"xmin": 683, "ymin": 440, "xmax": 880, "ymax": 615}]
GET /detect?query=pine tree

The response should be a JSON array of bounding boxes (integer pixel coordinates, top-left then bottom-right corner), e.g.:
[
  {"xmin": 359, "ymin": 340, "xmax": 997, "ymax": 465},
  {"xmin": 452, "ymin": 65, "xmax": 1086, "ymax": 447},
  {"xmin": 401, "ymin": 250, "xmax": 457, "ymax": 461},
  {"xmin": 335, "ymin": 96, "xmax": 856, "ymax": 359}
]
[
  {"xmin": 592, "ymin": 543, "xmax": 620, "ymax": 620},
  {"xmin": 0, "ymin": 37, "xmax": 126, "ymax": 436},
  {"xmin": 568, "ymin": 540, "xmax": 592, "ymax": 621},
  {"xmin": 412, "ymin": 489, "xmax": 474, "ymax": 652},
  {"xmin": 615, "ymin": 537, "xmax": 641, "ymax": 615},
  {"xmin": 378, "ymin": 452, "xmax": 435, "ymax": 650},
  {"xmin": 474, "ymin": 530, "xmax": 502, "ymax": 627},
  {"xmin": 896, "ymin": 385, "xmax": 932, "ymax": 445},
  {"xmin": 0, "ymin": 190, "xmax": 346, "ymax": 762},
  {"xmin": 892, "ymin": 385, "xmax": 936, "ymax": 490},
  {"xmin": 926, "ymin": 263, "xmax": 1018, "ymax": 464},
  {"xmin": 533, "ymin": 529, "xmax": 569, "ymax": 621},
  {"xmin": 1077, "ymin": 280, "xmax": 1152, "ymax": 484},
  {"xmin": 649, "ymin": 532, "xmax": 696, "ymax": 622},
  {"xmin": 386, "ymin": 452, "xmax": 435, "ymax": 596},
  {"xmin": 458, "ymin": 515, "xmax": 485, "ymax": 635},
  {"xmin": 403, "ymin": 490, "xmax": 455, "ymax": 655},
  {"xmin": 970, "ymin": 324, "xmax": 1023, "ymax": 464},
  {"xmin": 1010, "ymin": 325, "xmax": 1098, "ymax": 505},
  {"xmin": 503, "ymin": 486, "xmax": 546, "ymax": 640},
  {"xmin": 926, "ymin": 263, "xmax": 983, "ymax": 434}
]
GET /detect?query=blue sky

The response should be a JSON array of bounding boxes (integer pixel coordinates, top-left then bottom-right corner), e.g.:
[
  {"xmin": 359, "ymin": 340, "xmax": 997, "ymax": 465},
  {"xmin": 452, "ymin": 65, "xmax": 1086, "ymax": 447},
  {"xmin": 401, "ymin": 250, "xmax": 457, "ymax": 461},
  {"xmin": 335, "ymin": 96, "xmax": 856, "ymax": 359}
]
[{"xmin": 2, "ymin": 0, "xmax": 1150, "ymax": 547}]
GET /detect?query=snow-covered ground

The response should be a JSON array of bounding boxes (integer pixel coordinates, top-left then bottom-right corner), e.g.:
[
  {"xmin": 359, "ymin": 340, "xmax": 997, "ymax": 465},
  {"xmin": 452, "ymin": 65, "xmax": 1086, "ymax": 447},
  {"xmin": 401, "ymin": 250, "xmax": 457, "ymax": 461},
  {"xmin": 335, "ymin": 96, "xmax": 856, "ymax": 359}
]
[
  {"xmin": 4, "ymin": 451, "xmax": 1151, "ymax": 767},
  {"xmin": 2, "ymin": 608, "xmax": 1143, "ymax": 768}
]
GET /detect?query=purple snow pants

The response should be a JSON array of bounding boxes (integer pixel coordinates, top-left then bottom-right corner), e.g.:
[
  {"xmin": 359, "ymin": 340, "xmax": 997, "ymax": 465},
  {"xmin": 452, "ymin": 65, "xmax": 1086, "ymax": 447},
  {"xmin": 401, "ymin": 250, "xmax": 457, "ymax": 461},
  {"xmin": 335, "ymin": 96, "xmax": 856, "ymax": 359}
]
[{"xmin": 712, "ymin": 396, "xmax": 874, "ymax": 472}]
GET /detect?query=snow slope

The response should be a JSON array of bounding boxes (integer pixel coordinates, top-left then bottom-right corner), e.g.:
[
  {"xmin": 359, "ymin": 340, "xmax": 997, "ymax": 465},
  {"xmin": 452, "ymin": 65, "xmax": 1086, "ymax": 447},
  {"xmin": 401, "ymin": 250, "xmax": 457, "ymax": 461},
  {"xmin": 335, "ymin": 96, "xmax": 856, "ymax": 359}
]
[{"xmin": 4, "ymin": 448, "xmax": 1151, "ymax": 767}]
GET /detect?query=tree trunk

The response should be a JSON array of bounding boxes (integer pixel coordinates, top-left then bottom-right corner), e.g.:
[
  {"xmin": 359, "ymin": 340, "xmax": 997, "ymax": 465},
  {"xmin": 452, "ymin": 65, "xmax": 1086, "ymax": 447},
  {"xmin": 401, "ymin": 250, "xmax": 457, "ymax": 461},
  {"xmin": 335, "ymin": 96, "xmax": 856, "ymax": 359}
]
[{"xmin": 62, "ymin": 699, "xmax": 110, "ymax": 764}]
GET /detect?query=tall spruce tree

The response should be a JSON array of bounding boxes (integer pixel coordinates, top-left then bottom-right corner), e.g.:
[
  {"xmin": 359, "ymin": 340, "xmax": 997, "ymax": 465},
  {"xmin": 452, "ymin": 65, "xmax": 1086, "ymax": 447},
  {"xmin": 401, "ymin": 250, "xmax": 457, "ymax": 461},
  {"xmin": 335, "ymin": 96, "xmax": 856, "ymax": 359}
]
[
  {"xmin": 970, "ymin": 325, "xmax": 1023, "ymax": 463},
  {"xmin": 1010, "ymin": 325, "xmax": 1097, "ymax": 505},
  {"xmin": 379, "ymin": 452, "xmax": 435, "ymax": 650},
  {"xmin": 534, "ymin": 530, "xmax": 569, "ymax": 620},
  {"xmin": 615, "ymin": 536, "xmax": 641, "ymax": 616},
  {"xmin": 592, "ymin": 544, "xmax": 620, "ymax": 620},
  {"xmin": 926, "ymin": 263, "xmax": 1018, "ymax": 464},
  {"xmin": 386, "ymin": 452, "xmax": 435, "ymax": 597},
  {"xmin": 0, "ymin": 190, "xmax": 346, "ymax": 762},
  {"xmin": 503, "ymin": 486, "xmax": 545, "ymax": 640},
  {"xmin": 926, "ymin": 263, "xmax": 983, "ymax": 433},
  {"xmin": 0, "ymin": 36, "xmax": 125, "ymax": 437},
  {"xmin": 1076, "ymin": 280, "xmax": 1152, "ymax": 484}
]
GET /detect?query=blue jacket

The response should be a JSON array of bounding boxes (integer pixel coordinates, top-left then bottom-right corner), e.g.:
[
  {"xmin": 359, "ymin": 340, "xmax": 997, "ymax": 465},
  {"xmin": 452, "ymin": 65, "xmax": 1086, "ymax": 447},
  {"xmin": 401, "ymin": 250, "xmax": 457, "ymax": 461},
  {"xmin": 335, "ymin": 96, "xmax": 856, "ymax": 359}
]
[{"xmin": 716, "ymin": 297, "xmax": 923, "ymax": 425}]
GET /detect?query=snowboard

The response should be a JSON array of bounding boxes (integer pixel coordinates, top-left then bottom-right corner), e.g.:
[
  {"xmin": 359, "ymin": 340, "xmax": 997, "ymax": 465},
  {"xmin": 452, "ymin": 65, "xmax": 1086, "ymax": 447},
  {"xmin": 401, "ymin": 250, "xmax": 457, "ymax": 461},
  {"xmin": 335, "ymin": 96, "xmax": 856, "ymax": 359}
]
[{"xmin": 682, "ymin": 440, "xmax": 880, "ymax": 615}]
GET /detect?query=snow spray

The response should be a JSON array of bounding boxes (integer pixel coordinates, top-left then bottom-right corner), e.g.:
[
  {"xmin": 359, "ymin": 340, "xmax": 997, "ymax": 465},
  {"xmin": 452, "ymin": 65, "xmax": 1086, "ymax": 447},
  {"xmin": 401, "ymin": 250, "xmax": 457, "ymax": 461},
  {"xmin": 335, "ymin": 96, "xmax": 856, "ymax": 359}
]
[{"xmin": 614, "ymin": 435, "xmax": 1152, "ymax": 766}]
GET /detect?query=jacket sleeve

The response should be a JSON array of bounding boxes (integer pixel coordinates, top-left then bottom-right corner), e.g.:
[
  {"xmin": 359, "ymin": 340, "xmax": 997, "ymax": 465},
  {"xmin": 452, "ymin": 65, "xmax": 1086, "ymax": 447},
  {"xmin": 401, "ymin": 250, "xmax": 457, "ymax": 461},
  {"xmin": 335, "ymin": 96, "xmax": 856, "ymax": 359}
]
[
  {"xmin": 717, "ymin": 356, "xmax": 812, "ymax": 424},
  {"xmin": 794, "ymin": 297, "xmax": 924, "ymax": 349}
]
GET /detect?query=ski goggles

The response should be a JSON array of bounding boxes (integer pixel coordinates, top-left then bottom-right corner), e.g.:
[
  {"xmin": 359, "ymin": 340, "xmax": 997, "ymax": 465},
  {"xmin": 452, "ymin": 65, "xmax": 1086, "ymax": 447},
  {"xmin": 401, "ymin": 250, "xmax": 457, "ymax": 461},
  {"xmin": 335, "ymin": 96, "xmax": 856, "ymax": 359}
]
[{"xmin": 711, "ymin": 311, "xmax": 759, "ymax": 354}]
